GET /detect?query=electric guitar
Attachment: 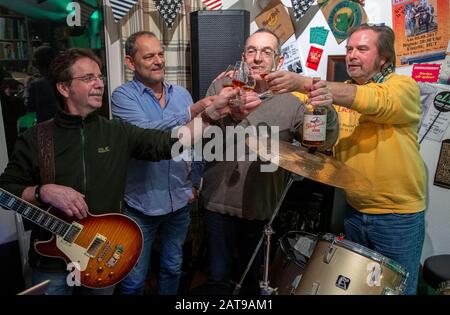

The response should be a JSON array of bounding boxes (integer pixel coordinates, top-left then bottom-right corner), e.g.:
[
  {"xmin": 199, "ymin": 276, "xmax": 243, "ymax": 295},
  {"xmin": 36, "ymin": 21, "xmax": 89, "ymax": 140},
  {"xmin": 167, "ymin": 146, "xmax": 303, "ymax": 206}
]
[{"xmin": 0, "ymin": 188, "xmax": 143, "ymax": 289}]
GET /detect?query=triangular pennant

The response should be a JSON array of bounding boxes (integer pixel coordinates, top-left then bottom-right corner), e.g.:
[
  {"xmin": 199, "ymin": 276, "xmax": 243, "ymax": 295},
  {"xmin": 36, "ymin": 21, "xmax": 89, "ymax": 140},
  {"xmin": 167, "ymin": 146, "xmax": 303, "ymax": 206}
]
[
  {"xmin": 153, "ymin": 0, "xmax": 183, "ymax": 29},
  {"xmin": 291, "ymin": 0, "xmax": 315, "ymax": 21},
  {"xmin": 319, "ymin": 0, "xmax": 367, "ymax": 44},
  {"xmin": 110, "ymin": 0, "xmax": 139, "ymax": 23}
]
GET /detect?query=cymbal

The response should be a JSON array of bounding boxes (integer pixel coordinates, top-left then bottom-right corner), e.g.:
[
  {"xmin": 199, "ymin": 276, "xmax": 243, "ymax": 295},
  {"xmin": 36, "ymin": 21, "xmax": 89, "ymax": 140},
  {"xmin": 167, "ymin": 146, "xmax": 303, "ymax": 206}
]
[{"xmin": 246, "ymin": 137, "xmax": 372, "ymax": 191}]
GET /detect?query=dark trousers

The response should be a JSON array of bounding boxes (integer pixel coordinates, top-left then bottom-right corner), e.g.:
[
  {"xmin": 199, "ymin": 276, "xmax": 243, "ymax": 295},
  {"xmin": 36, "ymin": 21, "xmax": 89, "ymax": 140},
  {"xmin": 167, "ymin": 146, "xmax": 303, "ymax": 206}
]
[{"xmin": 204, "ymin": 210, "xmax": 266, "ymax": 295}]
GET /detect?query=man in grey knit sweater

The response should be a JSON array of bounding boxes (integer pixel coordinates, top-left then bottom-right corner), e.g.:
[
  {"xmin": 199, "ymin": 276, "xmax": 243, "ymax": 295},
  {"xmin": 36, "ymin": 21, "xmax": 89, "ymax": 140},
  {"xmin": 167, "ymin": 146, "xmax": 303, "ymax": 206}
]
[{"xmin": 199, "ymin": 29, "xmax": 339, "ymax": 294}]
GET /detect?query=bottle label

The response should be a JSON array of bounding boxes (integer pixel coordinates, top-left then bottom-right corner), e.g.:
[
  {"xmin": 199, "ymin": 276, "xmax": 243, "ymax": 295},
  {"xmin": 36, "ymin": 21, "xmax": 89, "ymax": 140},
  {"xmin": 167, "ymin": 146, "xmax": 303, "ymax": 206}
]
[{"xmin": 303, "ymin": 114, "xmax": 327, "ymax": 141}]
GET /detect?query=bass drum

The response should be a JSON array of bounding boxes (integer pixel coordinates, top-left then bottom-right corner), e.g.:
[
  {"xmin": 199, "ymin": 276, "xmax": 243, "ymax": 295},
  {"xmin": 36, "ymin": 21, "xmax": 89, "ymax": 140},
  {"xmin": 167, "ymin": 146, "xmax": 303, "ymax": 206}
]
[
  {"xmin": 295, "ymin": 233, "xmax": 408, "ymax": 295},
  {"xmin": 269, "ymin": 231, "xmax": 317, "ymax": 295}
]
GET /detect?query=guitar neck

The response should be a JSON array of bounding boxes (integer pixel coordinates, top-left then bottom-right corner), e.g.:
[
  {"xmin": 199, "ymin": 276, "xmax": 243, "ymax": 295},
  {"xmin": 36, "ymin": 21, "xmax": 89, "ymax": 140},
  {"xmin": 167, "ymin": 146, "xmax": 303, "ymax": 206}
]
[{"xmin": 0, "ymin": 188, "xmax": 70, "ymax": 237}]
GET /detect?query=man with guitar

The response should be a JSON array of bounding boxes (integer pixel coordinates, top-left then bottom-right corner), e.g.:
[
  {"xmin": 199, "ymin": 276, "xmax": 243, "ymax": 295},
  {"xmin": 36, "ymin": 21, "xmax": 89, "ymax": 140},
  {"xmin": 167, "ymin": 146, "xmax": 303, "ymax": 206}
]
[{"xmin": 0, "ymin": 48, "xmax": 259, "ymax": 295}]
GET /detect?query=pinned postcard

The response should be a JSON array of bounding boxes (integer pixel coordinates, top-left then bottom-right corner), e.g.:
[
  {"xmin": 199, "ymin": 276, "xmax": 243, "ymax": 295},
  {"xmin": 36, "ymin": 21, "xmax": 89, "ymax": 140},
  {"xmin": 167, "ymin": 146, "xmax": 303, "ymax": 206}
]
[
  {"xmin": 412, "ymin": 64, "xmax": 441, "ymax": 82},
  {"xmin": 418, "ymin": 83, "xmax": 450, "ymax": 142},
  {"xmin": 310, "ymin": 26, "xmax": 330, "ymax": 46},
  {"xmin": 306, "ymin": 46, "xmax": 324, "ymax": 71},
  {"xmin": 281, "ymin": 37, "xmax": 304, "ymax": 74}
]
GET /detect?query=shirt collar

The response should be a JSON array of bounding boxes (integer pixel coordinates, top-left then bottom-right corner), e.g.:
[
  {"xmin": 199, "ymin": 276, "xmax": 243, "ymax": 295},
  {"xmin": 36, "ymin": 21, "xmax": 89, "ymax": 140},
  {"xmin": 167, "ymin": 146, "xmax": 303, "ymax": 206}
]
[
  {"xmin": 132, "ymin": 76, "xmax": 173, "ymax": 95},
  {"xmin": 55, "ymin": 107, "xmax": 99, "ymax": 128}
]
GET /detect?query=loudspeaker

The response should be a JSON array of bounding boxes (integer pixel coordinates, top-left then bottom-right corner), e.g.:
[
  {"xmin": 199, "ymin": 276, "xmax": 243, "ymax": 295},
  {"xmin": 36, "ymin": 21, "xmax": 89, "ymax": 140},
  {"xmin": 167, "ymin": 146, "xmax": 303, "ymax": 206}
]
[{"xmin": 190, "ymin": 10, "xmax": 250, "ymax": 101}]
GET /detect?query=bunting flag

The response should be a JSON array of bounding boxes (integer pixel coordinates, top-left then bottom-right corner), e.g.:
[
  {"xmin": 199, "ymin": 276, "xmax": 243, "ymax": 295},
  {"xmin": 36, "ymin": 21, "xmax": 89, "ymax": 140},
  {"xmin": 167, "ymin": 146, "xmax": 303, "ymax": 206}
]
[
  {"xmin": 110, "ymin": 0, "xmax": 139, "ymax": 23},
  {"xmin": 154, "ymin": 0, "xmax": 183, "ymax": 29},
  {"xmin": 291, "ymin": 0, "xmax": 315, "ymax": 21},
  {"xmin": 202, "ymin": 0, "xmax": 222, "ymax": 10}
]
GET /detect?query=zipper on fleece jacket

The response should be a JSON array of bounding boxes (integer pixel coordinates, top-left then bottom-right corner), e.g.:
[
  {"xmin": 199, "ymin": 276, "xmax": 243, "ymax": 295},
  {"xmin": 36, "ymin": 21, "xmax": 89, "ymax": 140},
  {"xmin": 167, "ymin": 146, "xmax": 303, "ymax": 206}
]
[{"xmin": 81, "ymin": 120, "xmax": 87, "ymax": 195}]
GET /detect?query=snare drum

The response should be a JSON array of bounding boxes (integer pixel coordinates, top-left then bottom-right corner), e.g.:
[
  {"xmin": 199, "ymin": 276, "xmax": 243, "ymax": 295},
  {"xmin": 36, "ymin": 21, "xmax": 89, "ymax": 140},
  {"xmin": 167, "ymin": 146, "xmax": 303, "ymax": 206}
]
[
  {"xmin": 295, "ymin": 233, "xmax": 408, "ymax": 295},
  {"xmin": 269, "ymin": 231, "xmax": 317, "ymax": 295},
  {"xmin": 438, "ymin": 281, "xmax": 450, "ymax": 295}
]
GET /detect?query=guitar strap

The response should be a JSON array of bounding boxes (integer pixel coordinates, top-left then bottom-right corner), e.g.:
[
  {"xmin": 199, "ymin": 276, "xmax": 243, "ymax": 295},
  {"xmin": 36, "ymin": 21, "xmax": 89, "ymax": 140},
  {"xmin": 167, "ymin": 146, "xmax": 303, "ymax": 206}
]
[
  {"xmin": 32, "ymin": 119, "xmax": 67, "ymax": 271},
  {"xmin": 37, "ymin": 119, "xmax": 55, "ymax": 184}
]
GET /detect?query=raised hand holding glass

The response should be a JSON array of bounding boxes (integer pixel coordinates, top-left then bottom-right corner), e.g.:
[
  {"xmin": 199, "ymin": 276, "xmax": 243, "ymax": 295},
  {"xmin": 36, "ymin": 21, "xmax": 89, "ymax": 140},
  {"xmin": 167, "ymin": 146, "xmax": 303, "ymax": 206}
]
[
  {"xmin": 258, "ymin": 54, "xmax": 278, "ymax": 99},
  {"xmin": 222, "ymin": 64, "xmax": 235, "ymax": 88},
  {"xmin": 229, "ymin": 61, "xmax": 250, "ymax": 107}
]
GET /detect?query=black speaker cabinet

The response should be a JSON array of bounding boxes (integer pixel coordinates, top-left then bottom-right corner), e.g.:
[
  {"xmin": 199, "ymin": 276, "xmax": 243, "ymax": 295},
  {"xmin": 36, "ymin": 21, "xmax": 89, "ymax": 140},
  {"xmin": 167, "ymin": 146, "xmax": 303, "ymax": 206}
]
[{"xmin": 190, "ymin": 10, "xmax": 250, "ymax": 101}]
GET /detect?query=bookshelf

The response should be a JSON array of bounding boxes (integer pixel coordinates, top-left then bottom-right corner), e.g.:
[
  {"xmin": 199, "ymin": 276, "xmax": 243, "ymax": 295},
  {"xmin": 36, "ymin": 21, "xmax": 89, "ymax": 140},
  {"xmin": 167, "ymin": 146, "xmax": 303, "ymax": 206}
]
[{"xmin": 0, "ymin": 14, "xmax": 31, "ymax": 72}]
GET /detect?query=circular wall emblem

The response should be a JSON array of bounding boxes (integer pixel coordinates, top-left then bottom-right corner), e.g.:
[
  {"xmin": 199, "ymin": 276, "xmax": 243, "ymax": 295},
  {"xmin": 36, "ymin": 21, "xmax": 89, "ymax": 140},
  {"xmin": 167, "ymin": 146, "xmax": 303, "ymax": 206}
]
[
  {"xmin": 327, "ymin": 1, "xmax": 363, "ymax": 41},
  {"xmin": 434, "ymin": 91, "xmax": 450, "ymax": 112}
]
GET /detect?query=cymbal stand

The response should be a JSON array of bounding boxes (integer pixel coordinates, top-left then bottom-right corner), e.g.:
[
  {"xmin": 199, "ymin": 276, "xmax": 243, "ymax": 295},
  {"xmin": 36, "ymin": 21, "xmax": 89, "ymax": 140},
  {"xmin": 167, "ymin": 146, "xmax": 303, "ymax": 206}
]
[{"xmin": 232, "ymin": 174, "xmax": 303, "ymax": 295}]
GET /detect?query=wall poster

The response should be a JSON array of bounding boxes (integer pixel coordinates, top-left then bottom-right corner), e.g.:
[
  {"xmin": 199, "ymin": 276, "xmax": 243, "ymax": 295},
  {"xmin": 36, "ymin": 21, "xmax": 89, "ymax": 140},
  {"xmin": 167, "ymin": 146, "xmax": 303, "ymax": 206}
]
[
  {"xmin": 418, "ymin": 83, "xmax": 450, "ymax": 142},
  {"xmin": 392, "ymin": 0, "xmax": 449, "ymax": 66}
]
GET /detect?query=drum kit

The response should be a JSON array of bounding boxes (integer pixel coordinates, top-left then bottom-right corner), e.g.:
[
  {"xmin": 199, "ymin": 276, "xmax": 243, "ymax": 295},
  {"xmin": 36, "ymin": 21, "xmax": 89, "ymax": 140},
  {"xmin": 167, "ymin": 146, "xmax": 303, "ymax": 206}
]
[
  {"xmin": 438, "ymin": 281, "xmax": 450, "ymax": 295},
  {"xmin": 237, "ymin": 137, "xmax": 408, "ymax": 295}
]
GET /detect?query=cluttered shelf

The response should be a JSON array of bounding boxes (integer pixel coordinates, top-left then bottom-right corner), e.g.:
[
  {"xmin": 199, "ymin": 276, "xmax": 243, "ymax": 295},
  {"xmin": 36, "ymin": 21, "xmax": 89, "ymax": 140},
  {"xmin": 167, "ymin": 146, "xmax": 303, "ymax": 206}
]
[{"xmin": 0, "ymin": 13, "xmax": 30, "ymax": 63}]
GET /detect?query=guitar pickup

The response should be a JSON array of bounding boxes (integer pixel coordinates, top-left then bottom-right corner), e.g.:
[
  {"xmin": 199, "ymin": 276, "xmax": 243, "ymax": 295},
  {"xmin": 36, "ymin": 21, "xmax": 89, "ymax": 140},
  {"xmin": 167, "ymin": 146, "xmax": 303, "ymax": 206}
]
[
  {"xmin": 62, "ymin": 222, "xmax": 83, "ymax": 244},
  {"xmin": 85, "ymin": 234, "xmax": 107, "ymax": 258},
  {"xmin": 97, "ymin": 242, "xmax": 112, "ymax": 262},
  {"xmin": 107, "ymin": 245, "xmax": 124, "ymax": 268}
]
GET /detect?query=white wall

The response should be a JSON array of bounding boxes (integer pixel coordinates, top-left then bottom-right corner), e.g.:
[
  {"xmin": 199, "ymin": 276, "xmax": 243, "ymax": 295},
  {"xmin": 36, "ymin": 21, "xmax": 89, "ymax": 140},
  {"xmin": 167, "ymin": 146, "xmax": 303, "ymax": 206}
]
[
  {"xmin": 104, "ymin": 0, "xmax": 123, "ymax": 118},
  {"xmin": 420, "ymin": 127, "xmax": 450, "ymax": 260},
  {"xmin": 221, "ymin": 0, "xmax": 450, "ymax": 261}
]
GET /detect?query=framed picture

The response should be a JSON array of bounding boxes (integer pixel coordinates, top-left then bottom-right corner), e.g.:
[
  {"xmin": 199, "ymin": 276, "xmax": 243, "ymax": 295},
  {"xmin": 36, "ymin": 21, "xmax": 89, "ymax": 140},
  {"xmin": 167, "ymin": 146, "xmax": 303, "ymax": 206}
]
[
  {"xmin": 327, "ymin": 55, "xmax": 351, "ymax": 82},
  {"xmin": 434, "ymin": 139, "xmax": 450, "ymax": 189}
]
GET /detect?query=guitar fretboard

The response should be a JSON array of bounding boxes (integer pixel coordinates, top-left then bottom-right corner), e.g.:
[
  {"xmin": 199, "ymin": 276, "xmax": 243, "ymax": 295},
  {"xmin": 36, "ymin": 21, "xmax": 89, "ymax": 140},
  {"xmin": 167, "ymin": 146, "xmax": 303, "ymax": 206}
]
[{"xmin": 0, "ymin": 188, "xmax": 70, "ymax": 237}]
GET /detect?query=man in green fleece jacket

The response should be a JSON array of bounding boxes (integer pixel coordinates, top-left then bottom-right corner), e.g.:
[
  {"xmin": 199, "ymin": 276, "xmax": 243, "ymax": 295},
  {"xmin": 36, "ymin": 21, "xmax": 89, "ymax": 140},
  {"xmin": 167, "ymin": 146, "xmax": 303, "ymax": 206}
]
[{"xmin": 0, "ymin": 48, "xmax": 254, "ymax": 295}]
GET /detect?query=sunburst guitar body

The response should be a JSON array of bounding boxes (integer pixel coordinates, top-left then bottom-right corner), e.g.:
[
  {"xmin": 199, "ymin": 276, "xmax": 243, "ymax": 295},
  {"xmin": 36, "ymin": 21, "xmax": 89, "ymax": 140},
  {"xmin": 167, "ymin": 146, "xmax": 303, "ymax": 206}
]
[{"xmin": 0, "ymin": 188, "xmax": 143, "ymax": 289}]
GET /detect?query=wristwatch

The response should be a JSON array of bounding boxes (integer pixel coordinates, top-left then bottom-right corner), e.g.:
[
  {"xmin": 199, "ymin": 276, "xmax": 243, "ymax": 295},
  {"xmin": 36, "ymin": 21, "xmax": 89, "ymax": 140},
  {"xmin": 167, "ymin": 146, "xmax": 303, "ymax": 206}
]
[{"xmin": 34, "ymin": 185, "xmax": 44, "ymax": 204}]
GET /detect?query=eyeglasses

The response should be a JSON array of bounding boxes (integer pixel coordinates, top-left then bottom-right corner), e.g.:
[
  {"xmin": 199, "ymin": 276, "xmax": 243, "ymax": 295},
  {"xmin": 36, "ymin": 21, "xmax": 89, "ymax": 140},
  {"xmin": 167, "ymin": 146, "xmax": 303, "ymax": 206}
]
[
  {"xmin": 244, "ymin": 47, "xmax": 278, "ymax": 59},
  {"xmin": 69, "ymin": 74, "xmax": 106, "ymax": 84}
]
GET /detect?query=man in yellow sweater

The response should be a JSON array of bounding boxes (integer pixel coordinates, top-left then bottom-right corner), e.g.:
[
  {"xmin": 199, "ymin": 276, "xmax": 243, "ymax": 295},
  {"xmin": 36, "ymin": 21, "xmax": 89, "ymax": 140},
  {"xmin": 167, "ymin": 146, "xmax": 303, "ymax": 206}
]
[{"xmin": 265, "ymin": 24, "xmax": 426, "ymax": 295}]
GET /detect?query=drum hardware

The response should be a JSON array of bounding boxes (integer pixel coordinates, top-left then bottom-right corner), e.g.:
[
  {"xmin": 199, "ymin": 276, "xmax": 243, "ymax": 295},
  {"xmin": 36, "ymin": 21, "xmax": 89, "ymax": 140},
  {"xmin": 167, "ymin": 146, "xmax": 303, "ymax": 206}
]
[
  {"xmin": 323, "ymin": 246, "xmax": 336, "ymax": 264},
  {"xmin": 310, "ymin": 282, "xmax": 320, "ymax": 295},
  {"xmin": 381, "ymin": 287, "xmax": 398, "ymax": 295},
  {"xmin": 437, "ymin": 281, "xmax": 450, "ymax": 295},
  {"xmin": 304, "ymin": 210, "xmax": 321, "ymax": 233},
  {"xmin": 268, "ymin": 231, "xmax": 318, "ymax": 295},
  {"xmin": 232, "ymin": 174, "xmax": 304, "ymax": 295},
  {"xmin": 261, "ymin": 224, "xmax": 275, "ymax": 295},
  {"xmin": 291, "ymin": 275, "xmax": 302, "ymax": 293},
  {"xmin": 292, "ymin": 209, "xmax": 321, "ymax": 233}
]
